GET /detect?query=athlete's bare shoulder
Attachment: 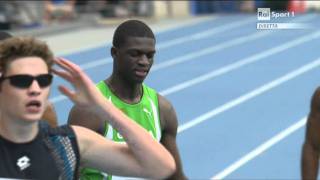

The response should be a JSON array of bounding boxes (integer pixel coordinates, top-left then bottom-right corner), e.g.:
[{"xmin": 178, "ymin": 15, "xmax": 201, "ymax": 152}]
[{"xmin": 310, "ymin": 87, "xmax": 320, "ymax": 116}]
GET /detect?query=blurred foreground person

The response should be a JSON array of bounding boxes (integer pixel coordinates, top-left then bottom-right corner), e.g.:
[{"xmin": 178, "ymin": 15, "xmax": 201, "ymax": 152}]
[
  {"xmin": 0, "ymin": 37, "xmax": 175, "ymax": 179},
  {"xmin": 0, "ymin": 31, "xmax": 57, "ymax": 127}
]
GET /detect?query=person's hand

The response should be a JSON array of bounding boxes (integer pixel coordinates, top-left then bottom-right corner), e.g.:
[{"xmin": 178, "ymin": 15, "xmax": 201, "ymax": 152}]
[{"xmin": 52, "ymin": 58, "xmax": 104, "ymax": 110}]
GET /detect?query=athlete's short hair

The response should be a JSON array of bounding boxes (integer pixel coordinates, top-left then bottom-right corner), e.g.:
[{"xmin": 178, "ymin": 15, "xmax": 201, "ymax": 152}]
[
  {"xmin": 112, "ymin": 20, "xmax": 155, "ymax": 48},
  {"xmin": 0, "ymin": 37, "xmax": 54, "ymax": 75}
]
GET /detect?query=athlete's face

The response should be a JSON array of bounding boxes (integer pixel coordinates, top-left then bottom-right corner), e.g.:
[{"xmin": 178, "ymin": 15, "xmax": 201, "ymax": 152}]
[
  {"xmin": 0, "ymin": 57, "xmax": 51, "ymax": 123},
  {"xmin": 113, "ymin": 37, "xmax": 155, "ymax": 84}
]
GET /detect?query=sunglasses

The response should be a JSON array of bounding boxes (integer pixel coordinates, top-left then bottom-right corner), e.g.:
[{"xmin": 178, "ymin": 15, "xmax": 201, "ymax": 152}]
[{"xmin": 0, "ymin": 74, "xmax": 53, "ymax": 89}]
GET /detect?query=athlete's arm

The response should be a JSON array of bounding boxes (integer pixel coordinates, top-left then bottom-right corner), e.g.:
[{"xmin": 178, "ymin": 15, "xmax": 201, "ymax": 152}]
[
  {"xmin": 68, "ymin": 105, "xmax": 105, "ymax": 135},
  {"xmin": 42, "ymin": 102, "xmax": 58, "ymax": 127},
  {"xmin": 302, "ymin": 87, "xmax": 320, "ymax": 179},
  {"xmin": 53, "ymin": 58, "xmax": 175, "ymax": 178},
  {"xmin": 158, "ymin": 94, "xmax": 187, "ymax": 180}
]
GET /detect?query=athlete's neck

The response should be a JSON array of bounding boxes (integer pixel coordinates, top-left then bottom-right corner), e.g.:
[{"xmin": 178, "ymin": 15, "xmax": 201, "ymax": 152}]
[
  {"xmin": 106, "ymin": 77, "xmax": 143, "ymax": 104},
  {"xmin": 0, "ymin": 117, "xmax": 39, "ymax": 143}
]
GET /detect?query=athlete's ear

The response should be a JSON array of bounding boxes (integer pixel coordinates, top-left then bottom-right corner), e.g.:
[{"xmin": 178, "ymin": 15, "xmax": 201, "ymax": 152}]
[{"xmin": 111, "ymin": 46, "xmax": 117, "ymax": 59}]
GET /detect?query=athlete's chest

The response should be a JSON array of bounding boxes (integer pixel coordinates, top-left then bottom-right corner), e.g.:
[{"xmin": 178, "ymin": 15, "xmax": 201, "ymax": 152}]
[
  {"xmin": 0, "ymin": 139, "xmax": 60, "ymax": 179},
  {"xmin": 107, "ymin": 101, "xmax": 162, "ymax": 141}
]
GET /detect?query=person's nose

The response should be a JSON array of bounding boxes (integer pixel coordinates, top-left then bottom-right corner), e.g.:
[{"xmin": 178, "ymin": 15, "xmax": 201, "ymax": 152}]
[
  {"xmin": 138, "ymin": 54, "xmax": 150, "ymax": 66},
  {"xmin": 27, "ymin": 79, "xmax": 41, "ymax": 96}
]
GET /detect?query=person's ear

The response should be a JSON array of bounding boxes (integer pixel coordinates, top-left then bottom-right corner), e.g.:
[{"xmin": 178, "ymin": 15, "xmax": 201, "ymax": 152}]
[{"xmin": 111, "ymin": 47, "xmax": 117, "ymax": 59}]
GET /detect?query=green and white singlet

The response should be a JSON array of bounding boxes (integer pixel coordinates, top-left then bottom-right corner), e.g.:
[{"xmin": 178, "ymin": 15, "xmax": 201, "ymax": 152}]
[{"xmin": 80, "ymin": 81, "xmax": 162, "ymax": 180}]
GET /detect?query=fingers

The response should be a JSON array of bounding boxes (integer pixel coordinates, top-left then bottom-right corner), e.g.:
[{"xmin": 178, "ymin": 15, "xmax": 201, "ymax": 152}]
[
  {"xmin": 53, "ymin": 57, "xmax": 98, "ymax": 107},
  {"xmin": 54, "ymin": 57, "xmax": 96, "ymax": 88},
  {"xmin": 53, "ymin": 57, "xmax": 84, "ymax": 84},
  {"xmin": 58, "ymin": 85, "xmax": 76, "ymax": 102},
  {"xmin": 51, "ymin": 68, "xmax": 74, "ymax": 83},
  {"xmin": 54, "ymin": 57, "xmax": 81, "ymax": 76}
]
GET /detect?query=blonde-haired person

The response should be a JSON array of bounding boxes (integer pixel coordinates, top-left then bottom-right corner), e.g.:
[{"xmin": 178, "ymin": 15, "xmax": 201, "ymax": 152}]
[{"xmin": 0, "ymin": 31, "xmax": 57, "ymax": 127}]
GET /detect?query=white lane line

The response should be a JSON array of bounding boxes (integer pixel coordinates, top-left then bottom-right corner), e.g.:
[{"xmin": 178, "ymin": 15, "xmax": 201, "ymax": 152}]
[
  {"xmin": 156, "ymin": 18, "xmax": 256, "ymax": 50},
  {"xmin": 177, "ymin": 57, "xmax": 320, "ymax": 133},
  {"xmin": 81, "ymin": 57, "xmax": 113, "ymax": 70},
  {"xmin": 160, "ymin": 30, "xmax": 320, "ymax": 96},
  {"xmin": 151, "ymin": 31, "xmax": 270, "ymax": 72},
  {"xmin": 50, "ymin": 95, "xmax": 67, "ymax": 103},
  {"xmin": 211, "ymin": 117, "xmax": 307, "ymax": 179}
]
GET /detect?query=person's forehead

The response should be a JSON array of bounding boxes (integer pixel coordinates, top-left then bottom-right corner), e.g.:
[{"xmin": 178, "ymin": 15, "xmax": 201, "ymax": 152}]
[
  {"xmin": 124, "ymin": 36, "xmax": 155, "ymax": 47},
  {"xmin": 6, "ymin": 57, "xmax": 48, "ymax": 75}
]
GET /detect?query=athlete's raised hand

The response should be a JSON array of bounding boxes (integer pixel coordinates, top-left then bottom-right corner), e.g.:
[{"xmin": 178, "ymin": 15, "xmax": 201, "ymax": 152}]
[{"xmin": 52, "ymin": 58, "xmax": 105, "ymax": 111}]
